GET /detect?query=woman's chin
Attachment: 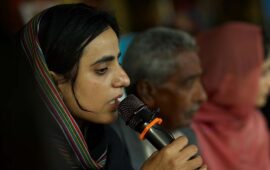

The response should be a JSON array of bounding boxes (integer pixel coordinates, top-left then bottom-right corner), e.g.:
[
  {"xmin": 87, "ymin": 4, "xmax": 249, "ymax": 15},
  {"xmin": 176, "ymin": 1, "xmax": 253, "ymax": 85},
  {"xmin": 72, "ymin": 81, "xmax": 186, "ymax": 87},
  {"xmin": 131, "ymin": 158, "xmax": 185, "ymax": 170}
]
[
  {"xmin": 97, "ymin": 111, "xmax": 119, "ymax": 124},
  {"xmin": 104, "ymin": 116, "xmax": 118, "ymax": 124},
  {"xmin": 77, "ymin": 110, "xmax": 119, "ymax": 124}
]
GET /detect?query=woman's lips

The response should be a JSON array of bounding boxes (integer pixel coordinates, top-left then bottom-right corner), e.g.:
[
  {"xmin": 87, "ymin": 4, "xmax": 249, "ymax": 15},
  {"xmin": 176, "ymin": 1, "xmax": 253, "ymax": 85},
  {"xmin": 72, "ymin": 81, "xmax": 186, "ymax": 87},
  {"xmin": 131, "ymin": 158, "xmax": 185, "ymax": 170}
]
[{"xmin": 109, "ymin": 98, "xmax": 120, "ymax": 111}]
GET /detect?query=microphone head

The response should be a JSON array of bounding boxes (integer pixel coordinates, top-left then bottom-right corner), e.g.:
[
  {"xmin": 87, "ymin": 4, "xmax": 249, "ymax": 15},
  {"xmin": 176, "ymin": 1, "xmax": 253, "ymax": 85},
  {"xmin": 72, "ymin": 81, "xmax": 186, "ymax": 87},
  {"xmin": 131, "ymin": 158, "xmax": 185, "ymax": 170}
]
[
  {"xmin": 118, "ymin": 94, "xmax": 147, "ymax": 129},
  {"xmin": 118, "ymin": 95, "xmax": 174, "ymax": 150}
]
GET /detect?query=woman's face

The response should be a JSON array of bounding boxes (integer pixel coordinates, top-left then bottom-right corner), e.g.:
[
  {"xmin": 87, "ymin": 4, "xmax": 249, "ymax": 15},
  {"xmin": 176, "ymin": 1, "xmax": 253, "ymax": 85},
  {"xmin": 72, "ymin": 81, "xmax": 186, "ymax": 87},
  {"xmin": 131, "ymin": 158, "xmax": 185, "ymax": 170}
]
[
  {"xmin": 256, "ymin": 57, "xmax": 270, "ymax": 107},
  {"xmin": 57, "ymin": 27, "xmax": 130, "ymax": 124}
]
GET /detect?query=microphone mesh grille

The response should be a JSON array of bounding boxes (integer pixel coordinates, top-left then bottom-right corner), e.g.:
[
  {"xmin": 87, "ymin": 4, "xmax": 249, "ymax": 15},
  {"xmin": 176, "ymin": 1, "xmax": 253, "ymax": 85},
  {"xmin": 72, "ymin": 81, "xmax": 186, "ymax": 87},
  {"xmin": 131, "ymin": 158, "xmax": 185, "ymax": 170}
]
[{"xmin": 118, "ymin": 94, "xmax": 144, "ymax": 123}]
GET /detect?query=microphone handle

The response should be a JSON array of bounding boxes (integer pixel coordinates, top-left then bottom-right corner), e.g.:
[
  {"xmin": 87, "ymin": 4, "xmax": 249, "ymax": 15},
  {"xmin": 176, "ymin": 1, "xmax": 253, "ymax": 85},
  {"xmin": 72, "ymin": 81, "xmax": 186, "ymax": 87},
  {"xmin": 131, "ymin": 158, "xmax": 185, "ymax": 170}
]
[
  {"xmin": 145, "ymin": 124, "xmax": 201, "ymax": 170},
  {"xmin": 145, "ymin": 124, "xmax": 175, "ymax": 150}
]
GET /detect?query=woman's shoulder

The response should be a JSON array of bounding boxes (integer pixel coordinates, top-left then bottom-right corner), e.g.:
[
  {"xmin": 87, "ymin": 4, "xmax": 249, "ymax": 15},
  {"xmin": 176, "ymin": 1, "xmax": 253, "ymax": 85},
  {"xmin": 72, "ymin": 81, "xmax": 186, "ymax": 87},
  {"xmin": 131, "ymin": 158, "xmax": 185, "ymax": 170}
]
[{"xmin": 104, "ymin": 125, "xmax": 134, "ymax": 170}]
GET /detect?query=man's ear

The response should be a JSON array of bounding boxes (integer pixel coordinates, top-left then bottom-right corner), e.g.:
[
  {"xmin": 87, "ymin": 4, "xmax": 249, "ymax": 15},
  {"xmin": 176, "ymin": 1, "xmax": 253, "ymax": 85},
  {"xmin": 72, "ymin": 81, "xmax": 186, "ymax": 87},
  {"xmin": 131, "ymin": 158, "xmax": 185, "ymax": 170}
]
[{"xmin": 136, "ymin": 80, "xmax": 157, "ymax": 109}]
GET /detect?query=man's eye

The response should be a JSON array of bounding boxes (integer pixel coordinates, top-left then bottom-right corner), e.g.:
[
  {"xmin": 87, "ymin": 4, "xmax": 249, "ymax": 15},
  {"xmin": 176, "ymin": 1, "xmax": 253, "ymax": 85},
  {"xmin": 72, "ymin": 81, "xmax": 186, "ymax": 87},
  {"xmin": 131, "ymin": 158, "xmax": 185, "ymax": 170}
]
[
  {"xmin": 185, "ymin": 80, "xmax": 194, "ymax": 87},
  {"xmin": 95, "ymin": 68, "xmax": 108, "ymax": 75},
  {"xmin": 182, "ymin": 79, "xmax": 196, "ymax": 89}
]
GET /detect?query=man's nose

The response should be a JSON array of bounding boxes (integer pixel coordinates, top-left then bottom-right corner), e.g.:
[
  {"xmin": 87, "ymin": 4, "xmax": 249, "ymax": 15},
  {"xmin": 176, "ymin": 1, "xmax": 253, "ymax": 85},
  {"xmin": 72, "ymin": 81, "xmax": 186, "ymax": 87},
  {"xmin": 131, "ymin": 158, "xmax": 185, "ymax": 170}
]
[{"xmin": 195, "ymin": 82, "xmax": 207, "ymax": 103}]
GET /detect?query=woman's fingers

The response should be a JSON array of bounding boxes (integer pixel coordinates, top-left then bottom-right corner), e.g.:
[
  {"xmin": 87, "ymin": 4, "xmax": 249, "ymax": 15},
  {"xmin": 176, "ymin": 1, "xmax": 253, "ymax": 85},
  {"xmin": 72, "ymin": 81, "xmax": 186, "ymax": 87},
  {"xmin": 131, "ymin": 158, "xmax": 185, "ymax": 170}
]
[
  {"xmin": 141, "ymin": 136, "xmax": 205, "ymax": 170},
  {"xmin": 162, "ymin": 136, "xmax": 189, "ymax": 155},
  {"xmin": 199, "ymin": 164, "xmax": 207, "ymax": 170},
  {"xmin": 186, "ymin": 155, "xmax": 203, "ymax": 170},
  {"xmin": 176, "ymin": 144, "xmax": 199, "ymax": 162}
]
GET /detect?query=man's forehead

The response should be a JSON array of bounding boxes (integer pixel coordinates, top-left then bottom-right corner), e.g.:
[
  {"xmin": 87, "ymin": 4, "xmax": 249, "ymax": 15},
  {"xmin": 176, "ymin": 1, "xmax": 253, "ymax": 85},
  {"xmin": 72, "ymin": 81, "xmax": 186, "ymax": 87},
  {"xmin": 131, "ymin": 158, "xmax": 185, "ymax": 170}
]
[
  {"xmin": 174, "ymin": 52, "xmax": 202, "ymax": 76},
  {"xmin": 161, "ymin": 53, "xmax": 202, "ymax": 83}
]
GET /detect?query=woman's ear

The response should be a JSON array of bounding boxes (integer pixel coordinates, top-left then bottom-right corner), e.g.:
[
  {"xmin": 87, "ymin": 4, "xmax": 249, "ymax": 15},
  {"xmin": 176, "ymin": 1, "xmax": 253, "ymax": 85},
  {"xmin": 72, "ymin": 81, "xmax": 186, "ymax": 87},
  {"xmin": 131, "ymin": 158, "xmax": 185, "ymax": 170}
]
[
  {"xmin": 49, "ymin": 71, "xmax": 65, "ymax": 85},
  {"xmin": 49, "ymin": 71, "xmax": 66, "ymax": 98},
  {"xmin": 136, "ymin": 80, "xmax": 157, "ymax": 109}
]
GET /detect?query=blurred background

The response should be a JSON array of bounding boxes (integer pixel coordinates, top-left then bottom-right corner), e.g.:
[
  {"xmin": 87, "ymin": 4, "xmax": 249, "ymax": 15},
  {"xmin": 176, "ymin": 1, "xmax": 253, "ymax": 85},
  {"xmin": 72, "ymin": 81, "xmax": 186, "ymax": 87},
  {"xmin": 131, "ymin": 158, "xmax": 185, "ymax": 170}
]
[{"xmin": 1, "ymin": 0, "xmax": 269, "ymax": 36}]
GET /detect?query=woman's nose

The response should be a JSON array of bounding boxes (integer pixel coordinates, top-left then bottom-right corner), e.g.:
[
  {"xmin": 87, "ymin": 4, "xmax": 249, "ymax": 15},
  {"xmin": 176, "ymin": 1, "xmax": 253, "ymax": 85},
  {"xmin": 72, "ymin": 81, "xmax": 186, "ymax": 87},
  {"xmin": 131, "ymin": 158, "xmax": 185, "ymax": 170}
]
[{"xmin": 112, "ymin": 66, "xmax": 130, "ymax": 88}]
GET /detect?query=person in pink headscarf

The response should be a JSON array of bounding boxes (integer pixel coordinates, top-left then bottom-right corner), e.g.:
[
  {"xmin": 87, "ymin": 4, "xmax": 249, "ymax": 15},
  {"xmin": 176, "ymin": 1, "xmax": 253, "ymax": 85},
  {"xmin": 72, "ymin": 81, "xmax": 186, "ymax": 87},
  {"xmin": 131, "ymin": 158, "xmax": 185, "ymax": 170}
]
[{"xmin": 192, "ymin": 22, "xmax": 270, "ymax": 170}]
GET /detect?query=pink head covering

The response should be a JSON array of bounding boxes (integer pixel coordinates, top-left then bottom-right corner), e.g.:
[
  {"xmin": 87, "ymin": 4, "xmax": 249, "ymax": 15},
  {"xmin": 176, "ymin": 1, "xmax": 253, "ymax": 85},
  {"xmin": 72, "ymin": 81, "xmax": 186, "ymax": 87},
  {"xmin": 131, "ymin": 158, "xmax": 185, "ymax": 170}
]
[{"xmin": 192, "ymin": 22, "xmax": 270, "ymax": 170}]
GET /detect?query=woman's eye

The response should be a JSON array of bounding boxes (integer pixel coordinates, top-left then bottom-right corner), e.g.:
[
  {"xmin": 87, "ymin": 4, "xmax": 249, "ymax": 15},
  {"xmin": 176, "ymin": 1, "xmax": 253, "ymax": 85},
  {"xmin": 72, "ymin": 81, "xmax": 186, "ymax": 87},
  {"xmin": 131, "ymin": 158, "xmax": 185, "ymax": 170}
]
[{"xmin": 95, "ymin": 68, "xmax": 108, "ymax": 75}]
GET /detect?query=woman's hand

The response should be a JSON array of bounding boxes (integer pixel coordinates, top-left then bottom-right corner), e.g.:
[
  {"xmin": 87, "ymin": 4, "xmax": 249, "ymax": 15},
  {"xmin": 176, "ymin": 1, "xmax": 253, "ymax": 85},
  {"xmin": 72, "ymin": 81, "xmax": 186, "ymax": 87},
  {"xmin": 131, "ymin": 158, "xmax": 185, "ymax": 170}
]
[{"xmin": 141, "ymin": 136, "xmax": 206, "ymax": 170}]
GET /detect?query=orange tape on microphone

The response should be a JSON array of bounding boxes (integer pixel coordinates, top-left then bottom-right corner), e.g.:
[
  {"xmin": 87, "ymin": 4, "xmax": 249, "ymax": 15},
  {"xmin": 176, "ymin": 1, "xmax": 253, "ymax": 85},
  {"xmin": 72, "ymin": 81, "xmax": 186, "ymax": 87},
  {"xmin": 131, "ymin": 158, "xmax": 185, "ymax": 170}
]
[{"xmin": 139, "ymin": 118, "xmax": 163, "ymax": 140}]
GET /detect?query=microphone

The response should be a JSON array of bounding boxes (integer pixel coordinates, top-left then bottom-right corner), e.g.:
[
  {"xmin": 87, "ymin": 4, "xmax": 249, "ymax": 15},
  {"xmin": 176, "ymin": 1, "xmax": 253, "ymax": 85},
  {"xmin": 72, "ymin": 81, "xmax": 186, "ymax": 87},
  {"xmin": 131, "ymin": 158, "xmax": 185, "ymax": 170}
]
[{"xmin": 118, "ymin": 94, "xmax": 175, "ymax": 150}]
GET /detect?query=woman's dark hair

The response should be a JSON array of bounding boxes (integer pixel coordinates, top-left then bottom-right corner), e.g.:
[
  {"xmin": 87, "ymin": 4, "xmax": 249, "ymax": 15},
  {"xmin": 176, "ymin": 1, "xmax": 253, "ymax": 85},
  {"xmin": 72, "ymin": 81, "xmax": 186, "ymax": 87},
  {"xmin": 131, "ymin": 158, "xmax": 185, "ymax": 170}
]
[{"xmin": 38, "ymin": 3, "xmax": 119, "ymax": 80}]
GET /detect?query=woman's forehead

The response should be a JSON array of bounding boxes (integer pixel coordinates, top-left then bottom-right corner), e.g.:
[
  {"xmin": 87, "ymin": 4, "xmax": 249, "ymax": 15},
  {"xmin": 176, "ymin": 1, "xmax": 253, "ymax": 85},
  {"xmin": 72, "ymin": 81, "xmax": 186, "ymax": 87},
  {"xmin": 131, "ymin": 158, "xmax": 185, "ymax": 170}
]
[{"xmin": 81, "ymin": 28, "xmax": 119, "ymax": 63}]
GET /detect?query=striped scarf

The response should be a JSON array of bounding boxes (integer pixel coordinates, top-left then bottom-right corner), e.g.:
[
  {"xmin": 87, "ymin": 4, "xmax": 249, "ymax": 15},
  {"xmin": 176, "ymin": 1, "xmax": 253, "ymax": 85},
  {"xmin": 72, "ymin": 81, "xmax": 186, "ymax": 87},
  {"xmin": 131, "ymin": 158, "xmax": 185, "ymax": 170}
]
[{"xmin": 20, "ymin": 12, "xmax": 106, "ymax": 170}]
